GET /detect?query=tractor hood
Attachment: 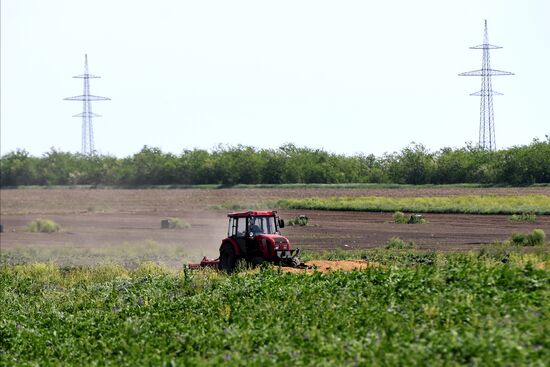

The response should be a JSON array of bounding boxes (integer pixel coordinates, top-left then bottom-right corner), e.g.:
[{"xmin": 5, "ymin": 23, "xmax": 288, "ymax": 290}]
[
  {"xmin": 255, "ymin": 234, "xmax": 296, "ymax": 259},
  {"xmin": 255, "ymin": 233, "xmax": 287, "ymax": 241},
  {"xmin": 255, "ymin": 234, "xmax": 291, "ymax": 248}
]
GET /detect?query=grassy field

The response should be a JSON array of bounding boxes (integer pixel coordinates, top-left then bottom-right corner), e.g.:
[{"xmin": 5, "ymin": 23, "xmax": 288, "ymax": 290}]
[
  {"xmin": 278, "ymin": 195, "xmax": 550, "ymax": 214},
  {"xmin": 1, "ymin": 249, "xmax": 549, "ymax": 366}
]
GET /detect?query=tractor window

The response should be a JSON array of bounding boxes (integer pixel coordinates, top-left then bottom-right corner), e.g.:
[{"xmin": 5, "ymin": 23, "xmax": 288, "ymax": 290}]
[
  {"xmin": 228, "ymin": 218, "xmax": 245, "ymax": 237},
  {"xmin": 236, "ymin": 218, "xmax": 247, "ymax": 237},
  {"xmin": 228, "ymin": 218, "xmax": 234, "ymax": 237},
  {"xmin": 250, "ymin": 216, "xmax": 277, "ymax": 235}
]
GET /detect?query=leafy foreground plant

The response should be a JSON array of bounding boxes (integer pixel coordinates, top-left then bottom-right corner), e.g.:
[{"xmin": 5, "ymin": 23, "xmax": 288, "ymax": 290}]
[
  {"xmin": 2, "ymin": 254, "xmax": 549, "ymax": 366},
  {"xmin": 25, "ymin": 218, "xmax": 61, "ymax": 233}
]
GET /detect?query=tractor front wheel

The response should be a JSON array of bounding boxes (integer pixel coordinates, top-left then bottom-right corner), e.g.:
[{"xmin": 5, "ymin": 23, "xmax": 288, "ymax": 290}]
[{"xmin": 219, "ymin": 243, "xmax": 237, "ymax": 273}]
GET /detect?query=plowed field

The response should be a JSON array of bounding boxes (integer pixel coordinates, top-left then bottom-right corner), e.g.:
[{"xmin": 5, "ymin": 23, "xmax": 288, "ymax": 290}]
[{"xmin": 1, "ymin": 187, "xmax": 549, "ymax": 262}]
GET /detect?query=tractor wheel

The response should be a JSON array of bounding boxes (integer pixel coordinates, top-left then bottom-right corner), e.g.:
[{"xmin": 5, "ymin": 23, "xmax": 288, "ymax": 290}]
[
  {"xmin": 251, "ymin": 256, "xmax": 265, "ymax": 267},
  {"xmin": 219, "ymin": 243, "xmax": 237, "ymax": 273}
]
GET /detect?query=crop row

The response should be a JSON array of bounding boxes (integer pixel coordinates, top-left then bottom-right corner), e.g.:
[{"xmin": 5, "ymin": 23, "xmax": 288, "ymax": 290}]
[{"xmin": 278, "ymin": 194, "xmax": 550, "ymax": 214}]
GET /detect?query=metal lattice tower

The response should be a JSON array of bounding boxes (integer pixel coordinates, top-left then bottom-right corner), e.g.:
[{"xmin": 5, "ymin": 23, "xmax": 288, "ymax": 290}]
[
  {"xmin": 459, "ymin": 20, "xmax": 513, "ymax": 151},
  {"xmin": 64, "ymin": 54, "xmax": 110, "ymax": 155}
]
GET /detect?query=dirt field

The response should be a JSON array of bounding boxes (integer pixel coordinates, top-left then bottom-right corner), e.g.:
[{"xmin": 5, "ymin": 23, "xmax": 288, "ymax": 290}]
[
  {"xmin": 282, "ymin": 260, "xmax": 378, "ymax": 273},
  {"xmin": 1, "ymin": 187, "xmax": 549, "ymax": 262}
]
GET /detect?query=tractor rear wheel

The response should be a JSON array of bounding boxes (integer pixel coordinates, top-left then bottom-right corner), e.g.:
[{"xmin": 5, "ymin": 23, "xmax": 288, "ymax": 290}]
[
  {"xmin": 251, "ymin": 256, "xmax": 265, "ymax": 267},
  {"xmin": 219, "ymin": 243, "xmax": 237, "ymax": 273}
]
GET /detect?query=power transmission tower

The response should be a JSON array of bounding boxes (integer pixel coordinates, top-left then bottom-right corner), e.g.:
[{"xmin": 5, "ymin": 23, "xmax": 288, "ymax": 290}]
[
  {"xmin": 459, "ymin": 20, "xmax": 513, "ymax": 151},
  {"xmin": 64, "ymin": 54, "xmax": 110, "ymax": 155}
]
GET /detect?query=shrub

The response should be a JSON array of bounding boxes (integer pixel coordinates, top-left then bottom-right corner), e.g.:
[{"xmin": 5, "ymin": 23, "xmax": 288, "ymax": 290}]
[
  {"xmin": 510, "ymin": 213, "xmax": 537, "ymax": 222},
  {"xmin": 530, "ymin": 229, "xmax": 546, "ymax": 245},
  {"xmin": 393, "ymin": 211, "xmax": 408, "ymax": 223},
  {"xmin": 386, "ymin": 237, "xmax": 416, "ymax": 249},
  {"xmin": 511, "ymin": 229, "xmax": 546, "ymax": 246},
  {"xmin": 26, "ymin": 219, "xmax": 61, "ymax": 233},
  {"xmin": 287, "ymin": 215, "xmax": 309, "ymax": 226},
  {"xmin": 169, "ymin": 218, "xmax": 191, "ymax": 229},
  {"xmin": 393, "ymin": 211, "xmax": 426, "ymax": 224},
  {"xmin": 408, "ymin": 214, "xmax": 426, "ymax": 224},
  {"xmin": 161, "ymin": 218, "xmax": 191, "ymax": 229}
]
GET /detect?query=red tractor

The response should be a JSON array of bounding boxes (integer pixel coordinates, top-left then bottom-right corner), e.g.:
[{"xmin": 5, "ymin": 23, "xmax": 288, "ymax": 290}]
[{"xmin": 188, "ymin": 210, "xmax": 304, "ymax": 272}]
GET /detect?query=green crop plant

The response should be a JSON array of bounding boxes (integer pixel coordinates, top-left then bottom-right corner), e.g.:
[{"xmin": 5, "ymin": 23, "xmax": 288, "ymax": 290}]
[{"xmin": 25, "ymin": 218, "xmax": 61, "ymax": 233}]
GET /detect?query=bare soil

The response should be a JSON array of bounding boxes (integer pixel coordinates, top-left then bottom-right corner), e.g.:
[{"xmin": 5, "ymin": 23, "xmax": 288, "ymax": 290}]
[
  {"xmin": 280, "ymin": 210, "xmax": 550, "ymax": 251},
  {"xmin": 1, "ymin": 188, "xmax": 549, "ymax": 261}
]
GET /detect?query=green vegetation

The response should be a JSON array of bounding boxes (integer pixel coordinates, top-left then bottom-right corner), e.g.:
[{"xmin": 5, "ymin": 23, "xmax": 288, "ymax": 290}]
[
  {"xmin": 278, "ymin": 195, "xmax": 550, "ymax": 214},
  {"xmin": 393, "ymin": 211, "xmax": 409, "ymax": 223},
  {"xmin": 2, "ymin": 137, "xmax": 549, "ymax": 186},
  {"xmin": 385, "ymin": 237, "xmax": 416, "ymax": 249},
  {"xmin": 287, "ymin": 215, "xmax": 309, "ymax": 226},
  {"xmin": 392, "ymin": 211, "xmax": 426, "ymax": 224},
  {"xmin": 510, "ymin": 212, "xmax": 537, "ymax": 222},
  {"xmin": 511, "ymin": 229, "xmax": 546, "ymax": 247},
  {"xmin": 1, "ymin": 251, "xmax": 549, "ymax": 366},
  {"xmin": 25, "ymin": 218, "xmax": 61, "ymax": 233}
]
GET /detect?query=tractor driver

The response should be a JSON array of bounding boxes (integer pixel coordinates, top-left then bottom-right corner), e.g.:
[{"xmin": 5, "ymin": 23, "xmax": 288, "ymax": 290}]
[{"xmin": 249, "ymin": 217, "xmax": 263, "ymax": 235}]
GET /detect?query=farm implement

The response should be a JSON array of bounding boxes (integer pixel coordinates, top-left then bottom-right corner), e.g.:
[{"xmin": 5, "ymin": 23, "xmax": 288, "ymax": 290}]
[{"xmin": 187, "ymin": 210, "xmax": 307, "ymax": 272}]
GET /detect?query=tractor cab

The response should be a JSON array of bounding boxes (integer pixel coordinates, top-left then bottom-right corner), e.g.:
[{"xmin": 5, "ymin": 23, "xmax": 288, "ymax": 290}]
[
  {"xmin": 219, "ymin": 211, "xmax": 301, "ymax": 272},
  {"xmin": 227, "ymin": 211, "xmax": 284, "ymax": 238}
]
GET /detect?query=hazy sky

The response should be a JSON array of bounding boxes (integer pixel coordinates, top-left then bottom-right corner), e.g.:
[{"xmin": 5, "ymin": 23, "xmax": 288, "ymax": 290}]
[{"xmin": 1, "ymin": 0, "xmax": 549, "ymax": 157}]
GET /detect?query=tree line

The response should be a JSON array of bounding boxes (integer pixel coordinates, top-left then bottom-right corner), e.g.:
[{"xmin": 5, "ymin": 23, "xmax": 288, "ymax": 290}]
[{"xmin": 1, "ymin": 138, "xmax": 549, "ymax": 186}]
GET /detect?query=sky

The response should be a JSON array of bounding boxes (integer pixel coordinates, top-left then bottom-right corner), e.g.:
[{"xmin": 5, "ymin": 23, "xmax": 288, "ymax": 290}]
[{"xmin": 1, "ymin": 0, "xmax": 549, "ymax": 157}]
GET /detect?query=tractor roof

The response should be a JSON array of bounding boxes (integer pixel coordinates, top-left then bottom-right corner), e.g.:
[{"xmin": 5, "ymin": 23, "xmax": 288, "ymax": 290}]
[{"xmin": 227, "ymin": 210, "xmax": 277, "ymax": 218}]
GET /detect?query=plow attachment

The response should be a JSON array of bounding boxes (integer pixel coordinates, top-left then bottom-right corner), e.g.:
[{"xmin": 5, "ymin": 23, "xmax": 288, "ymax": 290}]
[
  {"xmin": 186, "ymin": 254, "xmax": 310, "ymax": 271},
  {"xmin": 187, "ymin": 257, "xmax": 220, "ymax": 269}
]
